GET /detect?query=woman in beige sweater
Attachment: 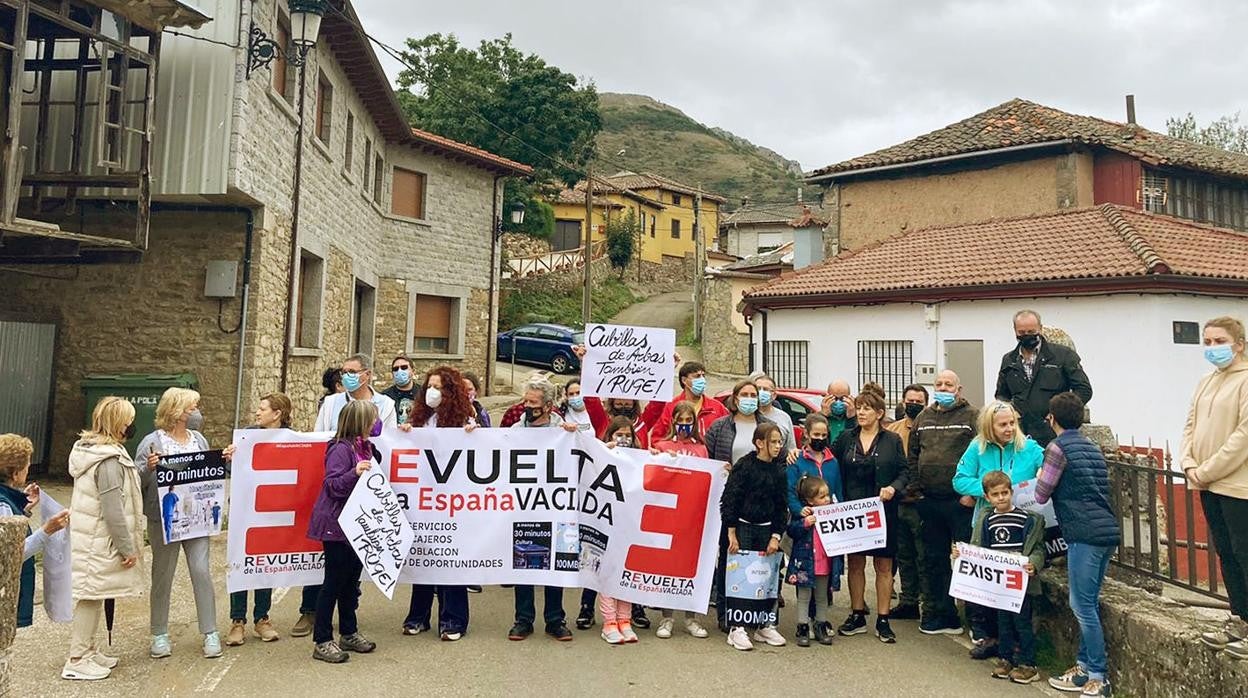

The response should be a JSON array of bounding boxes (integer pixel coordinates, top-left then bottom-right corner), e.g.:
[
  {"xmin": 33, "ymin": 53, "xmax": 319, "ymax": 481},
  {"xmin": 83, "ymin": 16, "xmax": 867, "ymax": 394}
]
[{"xmin": 1183, "ymin": 316, "xmax": 1248, "ymax": 661}]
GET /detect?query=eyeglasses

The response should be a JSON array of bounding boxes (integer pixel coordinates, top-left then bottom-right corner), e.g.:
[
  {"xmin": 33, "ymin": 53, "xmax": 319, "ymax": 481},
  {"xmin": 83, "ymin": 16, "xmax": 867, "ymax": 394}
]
[
  {"xmin": 392, "ymin": 365, "xmax": 412, "ymax": 372},
  {"xmin": 342, "ymin": 369, "xmax": 367, "ymax": 376}
]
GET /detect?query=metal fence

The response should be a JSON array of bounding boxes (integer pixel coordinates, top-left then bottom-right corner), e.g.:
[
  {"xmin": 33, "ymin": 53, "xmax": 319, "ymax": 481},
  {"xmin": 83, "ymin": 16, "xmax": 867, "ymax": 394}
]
[{"xmin": 1106, "ymin": 448, "xmax": 1227, "ymax": 602}]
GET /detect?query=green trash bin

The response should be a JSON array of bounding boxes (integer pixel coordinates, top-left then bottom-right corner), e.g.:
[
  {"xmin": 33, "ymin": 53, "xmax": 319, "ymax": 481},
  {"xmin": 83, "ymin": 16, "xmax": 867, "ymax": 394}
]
[{"xmin": 82, "ymin": 373, "xmax": 199, "ymax": 456}]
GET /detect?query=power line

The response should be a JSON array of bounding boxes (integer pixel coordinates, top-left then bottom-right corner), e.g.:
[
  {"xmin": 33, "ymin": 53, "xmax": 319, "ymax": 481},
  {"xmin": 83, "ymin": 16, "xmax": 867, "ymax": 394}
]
[{"xmin": 162, "ymin": 28, "xmax": 240, "ymax": 49}]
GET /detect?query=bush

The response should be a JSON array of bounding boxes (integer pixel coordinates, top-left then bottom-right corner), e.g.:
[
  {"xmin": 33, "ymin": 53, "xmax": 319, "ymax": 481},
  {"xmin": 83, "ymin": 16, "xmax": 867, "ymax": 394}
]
[
  {"xmin": 605, "ymin": 211, "xmax": 638, "ymax": 276},
  {"xmin": 500, "ymin": 277, "xmax": 637, "ymax": 330}
]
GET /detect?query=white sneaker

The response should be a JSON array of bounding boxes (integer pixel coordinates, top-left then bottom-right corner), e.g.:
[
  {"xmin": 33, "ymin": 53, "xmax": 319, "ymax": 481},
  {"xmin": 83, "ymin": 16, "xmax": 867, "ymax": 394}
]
[
  {"xmin": 727, "ymin": 626, "xmax": 753, "ymax": 651},
  {"xmin": 685, "ymin": 619, "xmax": 709, "ymax": 638},
  {"xmin": 62, "ymin": 658, "xmax": 111, "ymax": 681},
  {"xmin": 753, "ymin": 625, "xmax": 787, "ymax": 647},
  {"xmin": 86, "ymin": 649, "xmax": 119, "ymax": 669},
  {"xmin": 601, "ymin": 625, "xmax": 624, "ymax": 644},
  {"xmin": 656, "ymin": 617, "xmax": 674, "ymax": 639}
]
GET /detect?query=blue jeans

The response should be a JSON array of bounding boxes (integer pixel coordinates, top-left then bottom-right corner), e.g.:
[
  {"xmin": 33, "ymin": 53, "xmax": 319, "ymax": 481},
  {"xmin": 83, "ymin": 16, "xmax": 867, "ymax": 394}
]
[{"xmin": 1067, "ymin": 542, "xmax": 1113, "ymax": 680}]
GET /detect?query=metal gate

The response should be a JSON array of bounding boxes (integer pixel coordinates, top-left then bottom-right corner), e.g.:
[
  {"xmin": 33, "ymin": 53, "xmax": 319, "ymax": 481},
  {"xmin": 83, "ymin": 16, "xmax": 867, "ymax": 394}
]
[{"xmin": 0, "ymin": 320, "xmax": 56, "ymax": 468}]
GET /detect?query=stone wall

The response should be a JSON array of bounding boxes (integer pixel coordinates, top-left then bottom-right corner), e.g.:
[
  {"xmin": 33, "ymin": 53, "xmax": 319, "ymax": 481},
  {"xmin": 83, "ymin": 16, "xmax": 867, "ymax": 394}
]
[
  {"xmin": 508, "ymin": 255, "xmax": 614, "ymax": 295},
  {"xmin": 0, "ymin": 516, "xmax": 24, "ymax": 696},
  {"xmin": 701, "ymin": 275, "xmax": 754, "ymax": 375},
  {"xmin": 502, "ymin": 232, "xmax": 552, "ymax": 260}
]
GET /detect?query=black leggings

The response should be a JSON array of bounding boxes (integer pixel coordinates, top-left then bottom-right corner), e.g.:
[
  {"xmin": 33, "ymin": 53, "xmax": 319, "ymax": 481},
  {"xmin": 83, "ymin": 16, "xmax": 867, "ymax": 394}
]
[
  {"xmin": 1203, "ymin": 491, "xmax": 1248, "ymax": 618},
  {"xmin": 313, "ymin": 541, "xmax": 364, "ymax": 644}
]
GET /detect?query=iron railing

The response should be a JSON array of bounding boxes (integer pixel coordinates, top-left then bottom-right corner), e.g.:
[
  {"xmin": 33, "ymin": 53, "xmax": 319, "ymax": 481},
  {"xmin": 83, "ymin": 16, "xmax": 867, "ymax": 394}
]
[
  {"xmin": 766, "ymin": 340, "xmax": 808, "ymax": 389},
  {"xmin": 1106, "ymin": 448, "xmax": 1227, "ymax": 602},
  {"xmin": 857, "ymin": 340, "xmax": 913, "ymax": 404}
]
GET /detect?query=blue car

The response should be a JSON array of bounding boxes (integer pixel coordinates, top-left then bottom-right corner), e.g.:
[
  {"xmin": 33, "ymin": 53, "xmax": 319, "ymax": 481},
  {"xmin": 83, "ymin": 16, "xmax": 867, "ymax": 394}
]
[{"xmin": 497, "ymin": 323, "xmax": 584, "ymax": 374}]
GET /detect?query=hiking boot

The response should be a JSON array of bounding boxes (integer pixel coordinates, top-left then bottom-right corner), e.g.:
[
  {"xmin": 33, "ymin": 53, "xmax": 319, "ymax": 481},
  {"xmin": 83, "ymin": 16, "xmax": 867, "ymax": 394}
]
[
  {"xmin": 684, "ymin": 618, "xmax": 709, "ymax": 638},
  {"xmin": 546, "ymin": 623, "xmax": 574, "ymax": 641},
  {"xmin": 631, "ymin": 606, "xmax": 651, "ymax": 629},
  {"xmin": 203, "ymin": 632, "xmax": 223, "ymax": 659},
  {"xmin": 1010, "ymin": 665, "xmax": 1040, "ymax": 684},
  {"xmin": 339, "ymin": 633, "xmax": 376, "ymax": 653},
  {"xmin": 1225, "ymin": 639, "xmax": 1248, "ymax": 660},
  {"xmin": 225, "ymin": 620, "xmax": 247, "ymax": 646},
  {"xmin": 1201, "ymin": 617, "xmax": 1248, "ymax": 649},
  {"xmin": 312, "ymin": 641, "xmax": 348, "ymax": 664},
  {"xmin": 795, "ymin": 623, "xmax": 811, "ymax": 647},
  {"xmin": 1081, "ymin": 678, "xmax": 1112, "ymax": 696},
  {"xmin": 85, "ymin": 649, "xmax": 119, "ymax": 669},
  {"xmin": 969, "ymin": 638, "xmax": 999, "ymax": 660},
  {"xmin": 656, "ymin": 617, "xmax": 675, "ymax": 639},
  {"xmin": 1049, "ymin": 665, "xmax": 1090, "ymax": 692},
  {"xmin": 991, "ymin": 658, "xmax": 1014, "ymax": 679},
  {"xmin": 889, "ymin": 602, "xmax": 920, "ymax": 620},
  {"xmin": 814, "ymin": 621, "xmax": 834, "ymax": 645},
  {"xmin": 838, "ymin": 611, "xmax": 868, "ymax": 636},
  {"xmin": 291, "ymin": 613, "xmax": 315, "ymax": 638},
  {"xmin": 919, "ymin": 616, "xmax": 963, "ymax": 635},
  {"xmin": 254, "ymin": 617, "xmax": 279, "ymax": 642},
  {"xmin": 149, "ymin": 634, "xmax": 172, "ymax": 658},
  {"xmin": 753, "ymin": 626, "xmax": 786, "ymax": 646},
  {"xmin": 61, "ymin": 658, "xmax": 111, "ymax": 681},
  {"xmin": 575, "ymin": 604, "xmax": 595, "ymax": 630},
  {"xmin": 727, "ymin": 626, "xmax": 753, "ymax": 651},
  {"xmin": 876, "ymin": 617, "xmax": 896, "ymax": 644},
  {"xmin": 508, "ymin": 622, "xmax": 533, "ymax": 641}
]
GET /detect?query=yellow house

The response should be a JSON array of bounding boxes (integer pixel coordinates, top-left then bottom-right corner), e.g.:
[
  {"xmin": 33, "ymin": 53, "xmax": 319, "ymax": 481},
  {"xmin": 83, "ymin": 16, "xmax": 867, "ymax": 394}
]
[{"xmin": 548, "ymin": 171, "xmax": 725, "ymax": 265}]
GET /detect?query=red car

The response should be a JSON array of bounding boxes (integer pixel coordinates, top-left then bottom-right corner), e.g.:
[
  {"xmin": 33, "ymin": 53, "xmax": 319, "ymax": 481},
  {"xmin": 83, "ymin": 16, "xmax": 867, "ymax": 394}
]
[{"xmin": 712, "ymin": 387, "xmax": 825, "ymax": 445}]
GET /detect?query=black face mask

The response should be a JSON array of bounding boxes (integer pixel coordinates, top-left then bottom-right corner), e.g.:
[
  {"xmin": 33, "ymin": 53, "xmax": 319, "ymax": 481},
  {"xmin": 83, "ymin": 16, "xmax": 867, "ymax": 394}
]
[
  {"xmin": 809, "ymin": 437, "xmax": 828, "ymax": 451},
  {"xmin": 904, "ymin": 403, "xmax": 924, "ymax": 420},
  {"xmin": 524, "ymin": 406, "xmax": 544, "ymax": 423},
  {"xmin": 123, "ymin": 423, "xmax": 136, "ymax": 440},
  {"xmin": 1017, "ymin": 334, "xmax": 1041, "ymax": 350}
]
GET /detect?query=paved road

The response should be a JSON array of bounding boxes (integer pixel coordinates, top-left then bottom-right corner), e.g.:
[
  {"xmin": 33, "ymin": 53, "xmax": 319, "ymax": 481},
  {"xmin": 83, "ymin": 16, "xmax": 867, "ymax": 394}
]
[{"xmin": 12, "ymin": 538, "xmax": 1060, "ymax": 697}]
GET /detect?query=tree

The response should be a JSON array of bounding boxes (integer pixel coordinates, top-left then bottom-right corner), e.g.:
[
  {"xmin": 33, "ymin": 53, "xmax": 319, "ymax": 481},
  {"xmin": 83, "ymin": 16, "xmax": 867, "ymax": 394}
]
[
  {"xmin": 395, "ymin": 34, "xmax": 602, "ymax": 237},
  {"xmin": 1166, "ymin": 112, "xmax": 1248, "ymax": 154},
  {"xmin": 604, "ymin": 211, "xmax": 638, "ymax": 278}
]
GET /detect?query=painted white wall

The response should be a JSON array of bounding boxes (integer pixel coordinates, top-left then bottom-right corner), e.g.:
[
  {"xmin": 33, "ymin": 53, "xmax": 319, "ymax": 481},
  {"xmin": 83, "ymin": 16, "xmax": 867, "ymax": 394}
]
[{"xmin": 752, "ymin": 294, "xmax": 1248, "ymax": 452}]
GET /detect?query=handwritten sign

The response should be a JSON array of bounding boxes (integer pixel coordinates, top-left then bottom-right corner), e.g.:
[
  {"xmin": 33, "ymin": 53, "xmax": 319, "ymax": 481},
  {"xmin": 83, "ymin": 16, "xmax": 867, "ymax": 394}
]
[
  {"xmin": 813, "ymin": 497, "xmax": 887, "ymax": 556},
  {"xmin": 1012, "ymin": 479, "xmax": 1067, "ymax": 559},
  {"xmin": 581, "ymin": 323, "xmax": 675, "ymax": 401},
  {"xmin": 949, "ymin": 542, "xmax": 1029, "ymax": 612},
  {"xmin": 338, "ymin": 465, "xmax": 415, "ymax": 599},
  {"xmin": 156, "ymin": 449, "xmax": 228, "ymax": 544}
]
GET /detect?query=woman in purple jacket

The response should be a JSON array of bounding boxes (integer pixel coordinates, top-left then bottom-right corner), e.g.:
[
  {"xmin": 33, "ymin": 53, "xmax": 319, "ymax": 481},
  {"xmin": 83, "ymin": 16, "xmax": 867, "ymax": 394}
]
[{"xmin": 307, "ymin": 400, "xmax": 381, "ymax": 664}]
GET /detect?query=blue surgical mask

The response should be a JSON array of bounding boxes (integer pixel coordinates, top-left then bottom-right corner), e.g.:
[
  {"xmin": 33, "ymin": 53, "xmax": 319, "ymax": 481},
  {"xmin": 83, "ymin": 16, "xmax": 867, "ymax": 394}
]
[
  {"xmin": 829, "ymin": 399, "xmax": 847, "ymax": 417},
  {"xmin": 393, "ymin": 369, "xmax": 411, "ymax": 386},
  {"xmin": 1205, "ymin": 344, "xmax": 1236, "ymax": 368},
  {"xmin": 568, "ymin": 396, "xmax": 585, "ymax": 411},
  {"xmin": 933, "ymin": 391, "xmax": 956, "ymax": 407},
  {"xmin": 758, "ymin": 390, "xmax": 773, "ymax": 407},
  {"xmin": 342, "ymin": 372, "xmax": 363, "ymax": 392},
  {"xmin": 675, "ymin": 423, "xmax": 694, "ymax": 437},
  {"xmin": 690, "ymin": 376, "xmax": 707, "ymax": 396},
  {"xmin": 737, "ymin": 397, "xmax": 758, "ymax": 415}
]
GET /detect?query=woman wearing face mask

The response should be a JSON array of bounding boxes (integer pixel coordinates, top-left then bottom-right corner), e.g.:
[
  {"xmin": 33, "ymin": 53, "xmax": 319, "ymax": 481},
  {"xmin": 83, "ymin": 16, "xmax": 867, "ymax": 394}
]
[
  {"xmin": 462, "ymin": 372, "xmax": 491, "ymax": 427},
  {"xmin": 560, "ymin": 380, "xmax": 595, "ymax": 433},
  {"xmin": 401, "ymin": 366, "xmax": 478, "ymax": 641},
  {"xmin": 135, "ymin": 388, "xmax": 221, "ymax": 660},
  {"xmin": 830, "ymin": 392, "xmax": 908, "ymax": 644},
  {"xmin": 1184, "ymin": 317, "xmax": 1248, "ymax": 660},
  {"xmin": 704, "ymin": 380, "xmax": 772, "ymax": 466},
  {"xmin": 953, "ymin": 402, "xmax": 1043, "ymax": 520}
]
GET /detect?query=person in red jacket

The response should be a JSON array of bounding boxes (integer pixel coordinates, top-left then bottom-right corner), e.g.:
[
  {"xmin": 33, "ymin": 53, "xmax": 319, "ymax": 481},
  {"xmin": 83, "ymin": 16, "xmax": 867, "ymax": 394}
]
[{"xmin": 648, "ymin": 361, "xmax": 728, "ymax": 445}]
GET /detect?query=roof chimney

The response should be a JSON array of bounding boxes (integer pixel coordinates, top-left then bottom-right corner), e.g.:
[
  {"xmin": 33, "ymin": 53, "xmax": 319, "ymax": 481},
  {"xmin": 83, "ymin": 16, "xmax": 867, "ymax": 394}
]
[{"xmin": 1125, "ymin": 94, "xmax": 1136, "ymax": 125}]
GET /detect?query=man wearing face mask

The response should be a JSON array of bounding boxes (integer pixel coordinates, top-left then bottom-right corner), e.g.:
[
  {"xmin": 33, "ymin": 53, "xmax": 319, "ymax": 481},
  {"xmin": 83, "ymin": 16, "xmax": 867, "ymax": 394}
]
[
  {"xmin": 382, "ymin": 354, "xmax": 419, "ymax": 425},
  {"xmin": 995, "ymin": 310, "xmax": 1093, "ymax": 447},
  {"xmin": 907, "ymin": 370, "xmax": 977, "ymax": 636},
  {"xmin": 314, "ymin": 353, "xmax": 397, "ymax": 432},
  {"xmin": 820, "ymin": 380, "xmax": 858, "ymax": 443},
  {"xmin": 885, "ymin": 384, "xmax": 930, "ymax": 621},
  {"xmin": 647, "ymin": 361, "xmax": 728, "ymax": 445}
]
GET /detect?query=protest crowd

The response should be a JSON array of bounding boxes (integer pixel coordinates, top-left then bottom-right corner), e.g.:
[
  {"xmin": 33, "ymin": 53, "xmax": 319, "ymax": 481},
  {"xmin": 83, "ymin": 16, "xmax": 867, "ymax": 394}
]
[{"xmin": 5, "ymin": 310, "xmax": 1248, "ymax": 698}]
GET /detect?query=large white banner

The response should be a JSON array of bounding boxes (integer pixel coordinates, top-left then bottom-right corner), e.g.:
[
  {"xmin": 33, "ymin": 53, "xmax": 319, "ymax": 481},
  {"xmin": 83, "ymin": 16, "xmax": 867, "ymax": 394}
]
[
  {"xmin": 813, "ymin": 497, "xmax": 887, "ymax": 556},
  {"xmin": 580, "ymin": 323, "xmax": 675, "ymax": 401},
  {"xmin": 949, "ymin": 542, "xmax": 1029, "ymax": 613},
  {"xmin": 228, "ymin": 428, "xmax": 726, "ymax": 613},
  {"xmin": 338, "ymin": 465, "xmax": 415, "ymax": 600}
]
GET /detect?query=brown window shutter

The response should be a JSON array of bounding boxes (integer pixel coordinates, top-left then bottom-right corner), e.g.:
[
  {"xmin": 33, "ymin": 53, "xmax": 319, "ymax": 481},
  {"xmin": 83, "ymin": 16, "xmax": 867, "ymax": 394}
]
[
  {"xmin": 414, "ymin": 295, "xmax": 452, "ymax": 340},
  {"xmin": 391, "ymin": 167, "xmax": 425, "ymax": 218},
  {"xmin": 273, "ymin": 24, "xmax": 289, "ymax": 97}
]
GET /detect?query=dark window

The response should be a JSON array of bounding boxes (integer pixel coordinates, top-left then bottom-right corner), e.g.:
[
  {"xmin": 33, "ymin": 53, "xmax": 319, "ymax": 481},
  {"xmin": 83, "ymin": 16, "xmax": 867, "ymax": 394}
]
[
  {"xmin": 295, "ymin": 251, "xmax": 324, "ymax": 348},
  {"xmin": 315, "ymin": 72, "xmax": 332, "ymax": 143},
  {"xmin": 1159, "ymin": 168, "xmax": 1248, "ymax": 231},
  {"xmin": 766, "ymin": 340, "xmax": 809, "ymax": 389},
  {"xmin": 672, "ymin": 193, "xmax": 682, "ymax": 205},
  {"xmin": 1173, "ymin": 321, "xmax": 1200, "ymax": 345},
  {"xmin": 352, "ymin": 281, "xmax": 375, "ymax": 355},
  {"xmin": 857, "ymin": 340, "xmax": 914, "ymax": 403},
  {"xmin": 671, "ymin": 219, "xmax": 681, "ymax": 239},
  {"xmin": 344, "ymin": 112, "xmax": 354, "ymax": 171}
]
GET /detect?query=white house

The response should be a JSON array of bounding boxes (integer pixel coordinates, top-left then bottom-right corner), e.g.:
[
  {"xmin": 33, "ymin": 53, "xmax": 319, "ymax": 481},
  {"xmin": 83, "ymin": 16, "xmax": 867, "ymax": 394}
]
[{"xmin": 741, "ymin": 204, "xmax": 1248, "ymax": 452}]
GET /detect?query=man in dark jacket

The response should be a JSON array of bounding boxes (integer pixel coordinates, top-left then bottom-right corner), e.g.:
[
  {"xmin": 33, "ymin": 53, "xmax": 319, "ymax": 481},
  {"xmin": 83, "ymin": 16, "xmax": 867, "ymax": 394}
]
[
  {"xmin": 994, "ymin": 310, "xmax": 1093, "ymax": 447},
  {"xmin": 907, "ymin": 370, "xmax": 977, "ymax": 637}
]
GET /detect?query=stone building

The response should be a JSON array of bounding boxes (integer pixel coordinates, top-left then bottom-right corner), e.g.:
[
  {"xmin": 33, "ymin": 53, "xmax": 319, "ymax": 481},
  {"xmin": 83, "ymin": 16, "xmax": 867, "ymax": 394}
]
[
  {"xmin": 717, "ymin": 203, "xmax": 827, "ymax": 257},
  {"xmin": 0, "ymin": 0, "xmax": 530, "ymax": 473}
]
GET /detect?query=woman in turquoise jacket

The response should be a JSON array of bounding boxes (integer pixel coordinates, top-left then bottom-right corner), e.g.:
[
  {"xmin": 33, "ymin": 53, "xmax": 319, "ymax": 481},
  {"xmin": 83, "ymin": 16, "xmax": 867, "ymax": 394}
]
[{"xmin": 953, "ymin": 401, "xmax": 1044, "ymax": 519}]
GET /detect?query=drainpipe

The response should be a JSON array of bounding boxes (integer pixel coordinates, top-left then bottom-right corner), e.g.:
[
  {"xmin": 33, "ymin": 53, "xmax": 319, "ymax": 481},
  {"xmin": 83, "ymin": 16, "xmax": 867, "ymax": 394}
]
[
  {"xmin": 279, "ymin": 56, "xmax": 310, "ymax": 392},
  {"xmin": 486, "ymin": 174, "xmax": 503, "ymax": 395},
  {"xmin": 744, "ymin": 312, "xmax": 755, "ymax": 374},
  {"xmin": 761, "ymin": 309, "xmax": 769, "ymax": 374}
]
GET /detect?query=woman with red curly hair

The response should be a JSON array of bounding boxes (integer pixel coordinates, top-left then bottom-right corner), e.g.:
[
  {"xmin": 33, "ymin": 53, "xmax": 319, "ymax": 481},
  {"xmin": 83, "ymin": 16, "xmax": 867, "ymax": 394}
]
[{"xmin": 400, "ymin": 366, "xmax": 476, "ymax": 641}]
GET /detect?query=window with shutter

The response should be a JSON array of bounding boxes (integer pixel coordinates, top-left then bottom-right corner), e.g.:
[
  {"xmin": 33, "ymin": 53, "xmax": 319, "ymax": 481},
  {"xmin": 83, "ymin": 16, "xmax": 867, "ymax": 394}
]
[
  {"xmin": 391, "ymin": 167, "xmax": 426, "ymax": 219},
  {"xmin": 413, "ymin": 294, "xmax": 452, "ymax": 353}
]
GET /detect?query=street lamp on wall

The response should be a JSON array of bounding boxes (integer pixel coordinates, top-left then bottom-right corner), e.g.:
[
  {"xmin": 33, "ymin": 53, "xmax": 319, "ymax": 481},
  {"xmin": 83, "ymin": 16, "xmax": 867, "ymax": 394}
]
[
  {"xmin": 496, "ymin": 201, "xmax": 526, "ymax": 237},
  {"xmin": 247, "ymin": 0, "xmax": 329, "ymax": 78}
]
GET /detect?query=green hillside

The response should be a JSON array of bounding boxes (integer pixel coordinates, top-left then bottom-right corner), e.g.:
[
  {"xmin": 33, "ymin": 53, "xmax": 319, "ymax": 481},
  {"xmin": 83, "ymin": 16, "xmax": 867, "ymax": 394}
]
[{"xmin": 594, "ymin": 93, "xmax": 803, "ymax": 205}]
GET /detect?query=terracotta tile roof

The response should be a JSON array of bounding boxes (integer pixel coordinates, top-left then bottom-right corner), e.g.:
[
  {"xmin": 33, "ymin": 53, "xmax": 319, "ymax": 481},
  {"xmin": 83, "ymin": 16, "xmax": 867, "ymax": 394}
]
[
  {"xmin": 602, "ymin": 172, "xmax": 728, "ymax": 203},
  {"xmin": 723, "ymin": 204, "xmax": 827, "ymax": 227},
  {"xmin": 725, "ymin": 241, "xmax": 794, "ymax": 272},
  {"xmin": 549, "ymin": 187, "xmax": 622, "ymax": 207},
  {"xmin": 808, "ymin": 98, "xmax": 1248, "ymax": 181},
  {"xmin": 746, "ymin": 204, "xmax": 1248, "ymax": 305}
]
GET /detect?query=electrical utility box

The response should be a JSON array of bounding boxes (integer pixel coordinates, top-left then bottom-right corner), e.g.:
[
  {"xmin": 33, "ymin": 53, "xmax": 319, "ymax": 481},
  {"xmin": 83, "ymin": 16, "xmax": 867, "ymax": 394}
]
[{"xmin": 204, "ymin": 261, "xmax": 238, "ymax": 298}]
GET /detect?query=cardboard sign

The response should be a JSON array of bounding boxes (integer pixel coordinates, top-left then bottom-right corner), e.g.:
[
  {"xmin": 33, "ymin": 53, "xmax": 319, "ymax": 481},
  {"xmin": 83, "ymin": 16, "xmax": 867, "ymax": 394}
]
[
  {"xmin": 1012, "ymin": 478, "xmax": 1068, "ymax": 559},
  {"xmin": 949, "ymin": 542, "xmax": 1029, "ymax": 613},
  {"xmin": 155, "ymin": 449, "xmax": 227, "ymax": 544},
  {"xmin": 813, "ymin": 497, "xmax": 887, "ymax": 557},
  {"xmin": 338, "ymin": 465, "xmax": 415, "ymax": 600},
  {"xmin": 580, "ymin": 323, "xmax": 675, "ymax": 401},
  {"xmin": 723, "ymin": 551, "xmax": 781, "ymax": 628}
]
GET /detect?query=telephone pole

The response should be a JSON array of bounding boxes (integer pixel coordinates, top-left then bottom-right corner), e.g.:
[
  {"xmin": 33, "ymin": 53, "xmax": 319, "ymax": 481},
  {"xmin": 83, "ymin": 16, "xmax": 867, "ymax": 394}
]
[{"xmin": 582, "ymin": 163, "xmax": 593, "ymax": 326}]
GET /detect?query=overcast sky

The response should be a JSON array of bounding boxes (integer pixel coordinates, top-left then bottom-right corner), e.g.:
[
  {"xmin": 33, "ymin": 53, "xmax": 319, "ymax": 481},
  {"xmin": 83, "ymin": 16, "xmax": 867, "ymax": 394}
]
[{"xmin": 356, "ymin": 0, "xmax": 1248, "ymax": 172}]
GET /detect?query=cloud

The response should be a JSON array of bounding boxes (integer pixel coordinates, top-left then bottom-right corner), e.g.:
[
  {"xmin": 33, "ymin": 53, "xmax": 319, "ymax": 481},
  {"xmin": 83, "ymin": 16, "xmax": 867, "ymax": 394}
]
[{"xmin": 356, "ymin": 0, "xmax": 1248, "ymax": 172}]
